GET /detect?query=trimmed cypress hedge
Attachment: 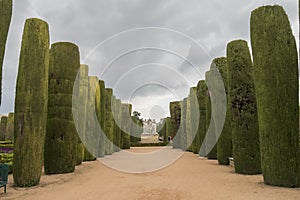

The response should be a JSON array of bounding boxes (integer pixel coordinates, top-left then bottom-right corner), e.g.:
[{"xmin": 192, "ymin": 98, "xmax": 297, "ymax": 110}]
[
  {"xmin": 104, "ymin": 88, "xmax": 114, "ymax": 155},
  {"xmin": 165, "ymin": 117, "xmax": 172, "ymax": 143},
  {"xmin": 121, "ymin": 104, "xmax": 131, "ymax": 149},
  {"xmin": 180, "ymin": 98, "xmax": 187, "ymax": 150},
  {"xmin": 251, "ymin": 5, "xmax": 299, "ymax": 186},
  {"xmin": 0, "ymin": 0, "xmax": 12, "ymax": 104},
  {"xmin": 210, "ymin": 58, "xmax": 233, "ymax": 165},
  {"xmin": 112, "ymin": 96, "xmax": 120, "ymax": 152},
  {"xmin": 76, "ymin": 65, "xmax": 90, "ymax": 162},
  {"xmin": 197, "ymin": 81, "xmax": 207, "ymax": 157},
  {"xmin": 13, "ymin": 18, "xmax": 49, "ymax": 187},
  {"xmin": 190, "ymin": 87, "xmax": 200, "ymax": 154},
  {"xmin": 44, "ymin": 42, "xmax": 80, "ymax": 175},
  {"xmin": 157, "ymin": 119, "xmax": 167, "ymax": 142},
  {"xmin": 227, "ymin": 40, "xmax": 261, "ymax": 175},
  {"xmin": 97, "ymin": 80, "xmax": 106, "ymax": 157},
  {"xmin": 170, "ymin": 101, "xmax": 181, "ymax": 147},
  {"xmin": 5, "ymin": 113, "xmax": 13, "ymax": 141},
  {"xmin": 186, "ymin": 96, "xmax": 193, "ymax": 152},
  {"xmin": 115, "ymin": 99, "xmax": 122, "ymax": 150},
  {"xmin": 83, "ymin": 76, "xmax": 98, "ymax": 161},
  {"xmin": 0, "ymin": 116, "xmax": 7, "ymax": 140},
  {"xmin": 205, "ymin": 71, "xmax": 217, "ymax": 159}
]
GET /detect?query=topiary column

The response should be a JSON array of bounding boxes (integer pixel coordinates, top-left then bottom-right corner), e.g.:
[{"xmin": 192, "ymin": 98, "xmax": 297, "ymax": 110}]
[
  {"xmin": 197, "ymin": 80, "xmax": 207, "ymax": 157},
  {"xmin": 13, "ymin": 18, "xmax": 49, "ymax": 187},
  {"xmin": 204, "ymin": 71, "xmax": 217, "ymax": 159},
  {"xmin": 210, "ymin": 58, "xmax": 233, "ymax": 165},
  {"xmin": 0, "ymin": 0, "xmax": 12, "ymax": 105},
  {"xmin": 180, "ymin": 98, "xmax": 187, "ymax": 150},
  {"xmin": 0, "ymin": 116, "xmax": 7, "ymax": 140},
  {"xmin": 186, "ymin": 96, "xmax": 194, "ymax": 153},
  {"xmin": 104, "ymin": 88, "xmax": 114, "ymax": 155},
  {"xmin": 97, "ymin": 80, "xmax": 106, "ymax": 157},
  {"xmin": 190, "ymin": 87, "xmax": 200, "ymax": 154},
  {"xmin": 165, "ymin": 117, "xmax": 172, "ymax": 144},
  {"xmin": 5, "ymin": 113, "xmax": 13, "ymax": 140},
  {"xmin": 251, "ymin": 5, "xmax": 299, "ymax": 186},
  {"xmin": 83, "ymin": 76, "xmax": 98, "ymax": 161},
  {"xmin": 44, "ymin": 42, "xmax": 80, "ymax": 174},
  {"xmin": 227, "ymin": 40, "xmax": 261, "ymax": 175},
  {"xmin": 170, "ymin": 101, "xmax": 181, "ymax": 147},
  {"xmin": 115, "ymin": 99, "xmax": 122, "ymax": 151},
  {"xmin": 121, "ymin": 103, "xmax": 131, "ymax": 149}
]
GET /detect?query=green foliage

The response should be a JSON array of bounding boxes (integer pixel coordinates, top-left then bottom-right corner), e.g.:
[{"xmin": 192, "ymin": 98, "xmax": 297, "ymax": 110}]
[
  {"xmin": 189, "ymin": 87, "xmax": 200, "ymax": 154},
  {"xmin": 227, "ymin": 40, "xmax": 261, "ymax": 175},
  {"xmin": 75, "ymin": 65, "xmax": 89, "ymax": 163},
  {"xmin": 180, "ymin": 98, "xmax": 187, "ymax": 150},
  {"xmin": 83, "ymin": 76, "xmax": 98, "ymax": 161},
  {"xmin": 13, "ymin": 18, "xmax": 49, "ymax": 187},
  {"xmin": 130, "ymin": 142, "xmax": 168, "ymax": 147},
  {"xmin": 121, "ymin": 104, "xmax": 131, "ymax": 149},
  {"xmin": 210, "ymin": 58, "xmax": 233, "ymax": 165},
  {"xmin": 251, "ymin": 5, "xmax": 299, "ymax": 186},
  {"xmin": 97, "ymin": 80, "xmax": 106, "ymax": 157},
  {"xmin": 165, "ymin": 117, "xmax": 172, "ymax": 143},
  {"xmin": 0, "ymin": 0, "xmax": 12, "ymax": 104},
  {"xmin": 170, "ymin": 101, "xmax": 181, "ymax": 148},
  {"xmin": 197, "ymin": 81, "xmax": 207, "ymax": 157},
  {"xmin": 104, "ymin": 88, "xmax": 114, "ymax": 155},
  {"xmin": 0, "ymin": 116, "xmax": 7, "ymax": 140},
  {"xmin": 205, "ymin": 71, "xmax": 217, "ymax": 159},
  {"xmin": 5, "ymin": 113, "xmax": 14, "ymax": 141},
  {"xmin": 44, "ymin": 42, "xmax": 80, "ymax": 175},
  {"xmin": 130, "ymin": 111, "xmax": 143, "ymax": 143}
]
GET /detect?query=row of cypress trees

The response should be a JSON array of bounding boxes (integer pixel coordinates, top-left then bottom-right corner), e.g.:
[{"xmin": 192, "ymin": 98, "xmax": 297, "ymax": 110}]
[
  {"xmin": 12, "ymin": 17, "xmax": 136, "ymax": 187},
  {"xmin": 164, "ymin": 5, "xmax": 299, "ymax": 188}
]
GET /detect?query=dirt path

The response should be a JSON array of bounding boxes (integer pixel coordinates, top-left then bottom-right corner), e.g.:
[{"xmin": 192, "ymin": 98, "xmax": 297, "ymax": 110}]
[{"xmin": 1, "ymin": 147, "xmax": 299, "ymax": 200}]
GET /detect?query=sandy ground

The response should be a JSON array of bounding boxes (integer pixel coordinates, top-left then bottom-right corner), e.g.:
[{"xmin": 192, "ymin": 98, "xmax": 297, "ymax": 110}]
[{"xmin": 1, "ymin": 147, "xmax": 300, "ymax": 200}]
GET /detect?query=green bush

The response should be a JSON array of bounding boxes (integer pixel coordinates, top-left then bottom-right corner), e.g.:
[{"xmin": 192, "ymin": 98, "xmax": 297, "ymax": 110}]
[
  {"xmin": 227, "ymin": 40, "xmax": 261, "ymax": 175},
  {"xmin": 251, "ymin": 5, "xmax": 299, "ymax": 186},
  {"xmin": 170, "ymin": 101, "xmax": 181, "ymax": 148},
  {"xmin": 13, "ymin": 18, "xmax": 50, "ymax": 187},
  {"xmin": 44, "ymin": 42, "xmax": 80, "ymax": 175},
  {"xmin": 104, "ymin": 88, "xmax": 114, "ymax": 155},
  {"xmin": 197, "ymin": 81, "xmax": 207, "ymax": 157},
  {"xmin": 180, "ymin": 98, "xmax": 187, "ymax": 150},
  {"xmin": 210, "ymin": 58, "xmax": 233, "ymax": 165},
  {"xmin": 189, "ymin": 87, "xmax": 200, "ymax": 154},
  {"xmin": 0, "ymin": 0, "xmax": 12, "ymax": 104},
  {"xmin": 205, "ymin": 71, "xmax": 217, "ymax": 159},
  {"xmin": 121, "ymin": 104, "xmax": 131, "ymax": 149}
]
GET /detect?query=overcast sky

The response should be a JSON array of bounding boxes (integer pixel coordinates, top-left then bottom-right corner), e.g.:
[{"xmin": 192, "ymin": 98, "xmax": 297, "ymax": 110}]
[{"xmin": 1, "ymin": 0, "xmax": 299, "ymax": 121}]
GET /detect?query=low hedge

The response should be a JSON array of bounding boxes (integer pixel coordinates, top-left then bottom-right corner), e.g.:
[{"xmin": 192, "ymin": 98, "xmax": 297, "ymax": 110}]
[{"xmin": 130, "ymin": 142, "xmax": 169, "ymax": 147}]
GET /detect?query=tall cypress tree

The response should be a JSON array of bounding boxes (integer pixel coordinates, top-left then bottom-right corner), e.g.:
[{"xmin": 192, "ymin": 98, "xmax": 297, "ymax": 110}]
[
  {"xmin": 121, "ymin": 103, "xmax": 131, "ymax": 149},
  {"xmin": 227, "ymin": 40, "xmax": 261, "ymax": 175},
  {"xmin": 170, "ymin": 101, "xmax": 181, "ymax": 147},
  {"xmin": 197, "ymin": 80, "xmax": 207, "ymax": 157},
  {"xmin": 251, "ymin": 5, "xmax": 299, "ymax": 186},
  {"xmin": 0, "ymin": 0, "xmax": 12, "ymax": 104},
  {"xmin": 205, "ymin": 71, "xmax": 217, "ymax": 159},
  {"xmin": 190, "ymin": 87, "xmax": 200, "ymax": 154},
  {"xmin": 210, "ymin": 58, "xmax": 233, "ymax": 165},
  {"xmin": 13, "ymin": 18, "xmax": 49, "ymax": 187},
  {"xmin": 83, "ymin": 76, "xmax": 98, "ymax": 161},
  {"xmin": 97, "ymin": 80, "xmax": 106, "ymax": 157},
  {"xmin": 44, "ymin": 42, "xmax": 80, "ymax": 174},
  {"xmin": 180, "ymin": 98, "xmax": 187, "ymax": 150},
  {"xmin": 104, "ymin": 88, "xmax": 114, "ymax": 155}
]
